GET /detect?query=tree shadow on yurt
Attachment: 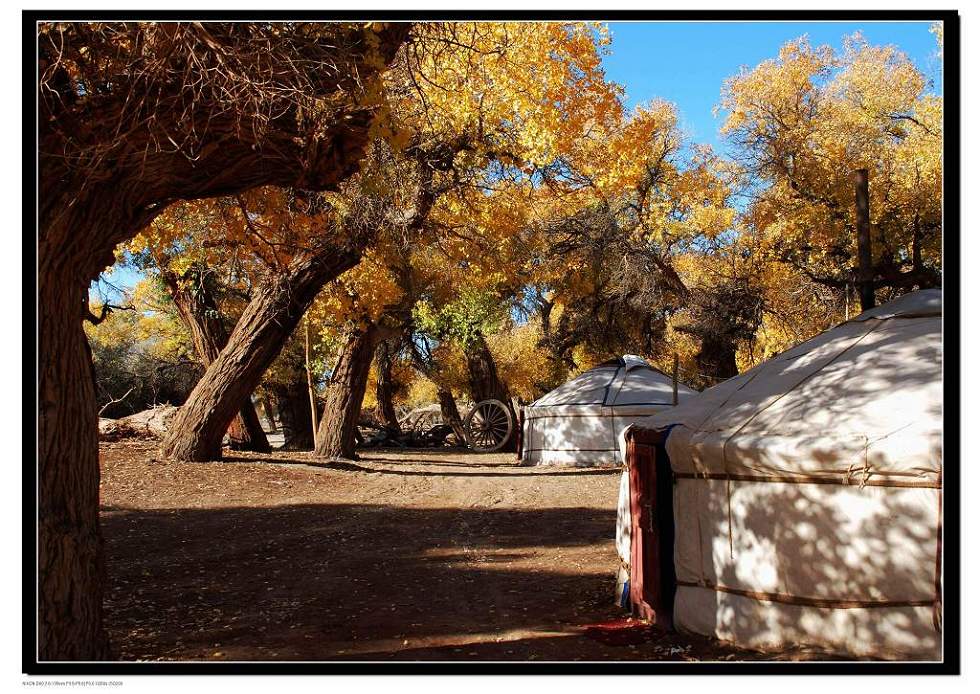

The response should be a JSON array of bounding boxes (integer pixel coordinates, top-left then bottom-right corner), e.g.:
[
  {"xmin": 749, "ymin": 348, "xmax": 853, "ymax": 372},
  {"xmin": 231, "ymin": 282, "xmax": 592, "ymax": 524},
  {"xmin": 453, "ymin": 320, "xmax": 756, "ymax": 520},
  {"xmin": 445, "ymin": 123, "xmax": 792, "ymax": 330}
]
[
  {"xmin": 687, "ymin": 476, "xmax": 941, "ymax": 659},
  {"xmin": 661, "ymin": 309, "xmax": 942, "ymax": 659}
]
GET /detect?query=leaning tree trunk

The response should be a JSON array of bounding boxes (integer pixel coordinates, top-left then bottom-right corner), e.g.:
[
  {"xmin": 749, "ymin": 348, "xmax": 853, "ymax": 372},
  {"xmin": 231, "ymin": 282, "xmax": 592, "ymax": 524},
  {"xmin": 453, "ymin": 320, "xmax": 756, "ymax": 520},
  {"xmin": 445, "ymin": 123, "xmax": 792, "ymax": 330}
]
[
  {"xmin": 375, "ymin": 339, "xmax": 402, "ymax": 435},
  {"xmin": 464, "ymin": 332, "xmax": 517, "ymax": 452},
  {"xmin": 314, "ymin": 323, "xmax": 394, "ymax": 460},
  {"xmin": 160, "ymin": 248, "xmax": 363, "ymax": 461},
  {"xmin": 271, "ymin": 380, "xmax": 315, "ymax": 450},
  {"xmin": 437, "ymin": 388, "xmax": 467, "ymax": 443},
  {"xmin": 166, "ymin": 273, "xmax": 270, "ymax": 453}
]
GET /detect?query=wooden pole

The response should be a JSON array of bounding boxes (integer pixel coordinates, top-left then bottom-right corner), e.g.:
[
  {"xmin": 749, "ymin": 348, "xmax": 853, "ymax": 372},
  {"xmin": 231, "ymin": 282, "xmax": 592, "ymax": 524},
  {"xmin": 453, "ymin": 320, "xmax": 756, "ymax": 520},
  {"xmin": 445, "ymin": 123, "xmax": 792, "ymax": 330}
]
[
  {"xmin": 304, "ymin": 316, "xmax": 319, "ymax": 435},
  {"xmin": 853, "ymin": 168, "xmax": 875, "ymax": 311},
  {"xmin": 672, "ymin": 353, "xmax": 679, "ymax": 406}
]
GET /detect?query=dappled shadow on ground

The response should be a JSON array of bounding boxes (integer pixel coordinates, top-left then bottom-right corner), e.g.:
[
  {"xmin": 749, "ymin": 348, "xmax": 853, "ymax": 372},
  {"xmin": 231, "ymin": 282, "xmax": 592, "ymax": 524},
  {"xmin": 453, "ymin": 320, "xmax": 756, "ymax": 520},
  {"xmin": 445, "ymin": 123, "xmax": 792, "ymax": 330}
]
[
  {"xmin": 102, "ymin": 503, "xmax": 631, "ymax": 660},
  {"xmin": 98, "ymin": 445, "xmax": 843, "ymax": 662},
  {"xmin": 337, "ymin": 622, "xmax": 776, "ymax": 661}
]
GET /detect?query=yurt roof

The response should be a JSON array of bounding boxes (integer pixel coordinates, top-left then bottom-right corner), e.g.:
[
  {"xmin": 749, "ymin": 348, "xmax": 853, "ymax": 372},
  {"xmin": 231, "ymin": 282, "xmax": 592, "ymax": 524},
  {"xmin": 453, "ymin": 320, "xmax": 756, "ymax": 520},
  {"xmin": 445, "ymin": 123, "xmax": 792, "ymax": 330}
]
[
  {"xmin": 651, "ymin": 288, "xmax": 942, "ymax": 484},
  {"xmin": 531, "ymin": 355, "xmax": 696, "ymax": 408}
]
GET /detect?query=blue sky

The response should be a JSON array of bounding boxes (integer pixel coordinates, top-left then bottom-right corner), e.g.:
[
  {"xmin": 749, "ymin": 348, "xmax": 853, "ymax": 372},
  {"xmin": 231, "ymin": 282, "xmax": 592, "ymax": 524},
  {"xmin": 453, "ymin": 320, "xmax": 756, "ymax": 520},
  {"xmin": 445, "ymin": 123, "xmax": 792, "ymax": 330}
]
[
  {"xmin": 92, "ymin": 258, "xmax": 142, "ymax": 303},
  {"xmin": 601, "ymin": 21, "xmax": 941, "ymax": 156},
  {"xmin": 92, "ymin": 20, "xmax": 942, "ymax": 302}
]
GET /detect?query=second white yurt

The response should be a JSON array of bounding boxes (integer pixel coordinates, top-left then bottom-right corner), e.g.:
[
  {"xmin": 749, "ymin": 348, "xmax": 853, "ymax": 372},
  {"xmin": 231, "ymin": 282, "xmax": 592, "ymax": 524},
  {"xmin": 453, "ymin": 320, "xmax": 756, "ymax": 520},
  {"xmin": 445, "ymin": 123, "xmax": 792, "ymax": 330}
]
[
  {"xmin": 521, "ymin": 355, "xmax": 696, "ymax": 467},
  {"xmin": 616, "ymin": 289, "xmax": 943, "ymax": 659}
]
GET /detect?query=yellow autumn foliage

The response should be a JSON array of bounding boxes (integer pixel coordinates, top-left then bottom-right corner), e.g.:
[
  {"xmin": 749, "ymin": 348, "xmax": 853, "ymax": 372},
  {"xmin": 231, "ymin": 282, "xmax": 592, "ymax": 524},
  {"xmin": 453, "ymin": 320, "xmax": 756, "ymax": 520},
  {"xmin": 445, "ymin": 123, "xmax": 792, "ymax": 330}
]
[{"xmin": 722, "ymin": 33, "xmax": 941, "ymax": 290}]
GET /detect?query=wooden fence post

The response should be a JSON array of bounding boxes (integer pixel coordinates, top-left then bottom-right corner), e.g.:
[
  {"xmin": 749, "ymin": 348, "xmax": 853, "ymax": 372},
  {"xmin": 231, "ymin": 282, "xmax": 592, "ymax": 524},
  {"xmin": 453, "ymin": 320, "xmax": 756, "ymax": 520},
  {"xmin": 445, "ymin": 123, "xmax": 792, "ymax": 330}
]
[
  {"xmin": 854, "ymin": 168, "xmax": 876, "ymax": 311},
  {"xmin": 672, "ymin": 353, "xmax": 679, "ymax": 406}
]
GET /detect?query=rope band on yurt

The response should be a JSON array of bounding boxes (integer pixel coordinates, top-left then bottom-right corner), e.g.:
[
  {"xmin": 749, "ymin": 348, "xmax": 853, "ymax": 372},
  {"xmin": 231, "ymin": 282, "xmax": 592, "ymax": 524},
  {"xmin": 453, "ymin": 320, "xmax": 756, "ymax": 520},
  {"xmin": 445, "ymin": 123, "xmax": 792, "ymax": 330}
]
[
  {"xmin": 522, "ymin": 446, "xmax": 620, "ymax": 454},
  {"xmin": 672, "ymin": 471, "xmax": 940, "ymax": 489},
  {"xmin": 675, "ymin": 580, "xmax": 936, "ymax": 610},
  {"xmin": 841, "ymin": 441, "xmax": 875, "ymax": 488},
  {"xmin": 524, "ymin": 409, "xmax": 672, "ymax": 420}
]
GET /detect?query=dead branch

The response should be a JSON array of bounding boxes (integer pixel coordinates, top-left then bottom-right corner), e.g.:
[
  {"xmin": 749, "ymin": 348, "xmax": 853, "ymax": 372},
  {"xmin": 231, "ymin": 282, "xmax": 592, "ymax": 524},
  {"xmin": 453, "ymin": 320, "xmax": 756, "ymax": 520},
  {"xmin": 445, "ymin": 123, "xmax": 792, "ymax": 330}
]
[
  {"xmin": 98, "ymin": 386, "xmax": 136, "ymax": 416},
  {"xmin": 84, "ymin": 301, "xmax": 136, "ymax": 325}
]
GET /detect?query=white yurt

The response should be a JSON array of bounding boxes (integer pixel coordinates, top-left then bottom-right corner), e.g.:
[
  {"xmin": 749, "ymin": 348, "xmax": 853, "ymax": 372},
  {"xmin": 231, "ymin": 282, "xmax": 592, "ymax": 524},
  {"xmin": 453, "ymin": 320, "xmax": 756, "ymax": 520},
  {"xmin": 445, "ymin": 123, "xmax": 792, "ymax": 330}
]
[
  {"xmin": 617, "ymin": 288, "xmax": 943, "ymax": 659},
  {"xmin": 521, "ymin": 355, "xmax": 696, "ymax": 467}
]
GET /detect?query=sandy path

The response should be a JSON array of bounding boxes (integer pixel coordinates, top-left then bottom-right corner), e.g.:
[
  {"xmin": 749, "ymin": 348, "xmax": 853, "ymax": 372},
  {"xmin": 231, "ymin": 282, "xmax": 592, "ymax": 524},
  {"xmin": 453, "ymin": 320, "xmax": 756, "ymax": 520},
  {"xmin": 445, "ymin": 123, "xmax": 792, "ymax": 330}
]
[{"xmin": 99, "ymin": 441, "xmax": 766, "ymax": 661}]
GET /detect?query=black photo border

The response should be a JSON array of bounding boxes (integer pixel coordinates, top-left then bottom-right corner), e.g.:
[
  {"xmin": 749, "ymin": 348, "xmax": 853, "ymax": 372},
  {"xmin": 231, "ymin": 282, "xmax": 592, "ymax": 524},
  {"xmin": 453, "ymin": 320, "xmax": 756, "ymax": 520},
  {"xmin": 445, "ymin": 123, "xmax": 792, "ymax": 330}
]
[{"xmin": 23, "ymin": 7, "xmax": 962, "ymax": 677}]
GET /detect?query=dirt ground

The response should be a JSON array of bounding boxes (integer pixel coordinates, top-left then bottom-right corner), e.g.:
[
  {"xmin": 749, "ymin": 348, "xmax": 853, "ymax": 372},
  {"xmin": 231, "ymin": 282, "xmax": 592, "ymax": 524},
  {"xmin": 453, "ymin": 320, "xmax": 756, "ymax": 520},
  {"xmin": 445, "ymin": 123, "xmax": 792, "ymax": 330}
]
[{"xmin": 99, "ymin": 441, "xmax": 791, "ymax": 662}]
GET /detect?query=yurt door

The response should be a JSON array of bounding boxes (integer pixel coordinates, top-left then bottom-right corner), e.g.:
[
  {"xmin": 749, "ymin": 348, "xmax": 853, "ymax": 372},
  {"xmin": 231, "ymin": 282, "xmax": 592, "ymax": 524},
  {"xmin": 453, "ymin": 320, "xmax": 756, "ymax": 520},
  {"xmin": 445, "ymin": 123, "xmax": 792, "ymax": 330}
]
[{"xmin": 625, "ymin": 427, "xmax": 676, "ymax": 627}]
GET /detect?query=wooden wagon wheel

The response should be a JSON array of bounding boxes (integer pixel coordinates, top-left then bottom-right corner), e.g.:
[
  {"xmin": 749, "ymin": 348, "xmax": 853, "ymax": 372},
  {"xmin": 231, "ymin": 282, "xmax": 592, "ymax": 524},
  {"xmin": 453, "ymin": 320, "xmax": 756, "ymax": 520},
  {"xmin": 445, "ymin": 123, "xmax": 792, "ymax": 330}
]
[{"xmin": 463, "ymin": 399, "xmax": 513, "ymax": 453}]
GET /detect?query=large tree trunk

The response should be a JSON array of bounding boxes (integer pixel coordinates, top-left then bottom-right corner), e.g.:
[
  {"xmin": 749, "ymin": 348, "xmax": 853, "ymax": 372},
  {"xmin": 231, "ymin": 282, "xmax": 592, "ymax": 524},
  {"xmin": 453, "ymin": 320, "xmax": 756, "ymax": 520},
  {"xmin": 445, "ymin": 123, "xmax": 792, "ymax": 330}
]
[
  {"xmin": 36, "ymin": 22, "xmax": 410, "ymax": 661},
  {"xmin": 314, "ymin": 323, "xmax": 393, "ymax": 460},
  {"xmin": 465, "ymin": 333, "xmax": 512, "ymax": 404},
  {"xmin": 271, "ymin": 380, "xmax": 315, "ymax": 450},
  {"xmin": 160, "ymin": 248, "xmax": 363, "ymax": 461},
  {"xmin": 375, "ymin": 339, "xmax": 402, "ymax": 435},
  {"xmin": 464, "ymin": 333, "xmax": 516, "ymax": 452},
  {"xmin": 38, "ymin": 278, "xmax": 111, "ymax": 660},
  {"xmin": 696, "ymin": 335, "xmax": 739, "ymax": 385},
  {"xmin": 166, "ymin": 271, "xmax": 270, "ymax": 453}
]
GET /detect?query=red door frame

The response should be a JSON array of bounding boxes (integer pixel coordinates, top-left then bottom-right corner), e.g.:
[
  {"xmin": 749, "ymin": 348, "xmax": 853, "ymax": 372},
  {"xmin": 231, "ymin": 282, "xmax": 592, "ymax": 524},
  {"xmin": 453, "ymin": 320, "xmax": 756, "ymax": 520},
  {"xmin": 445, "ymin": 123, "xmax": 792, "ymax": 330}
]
[{"xmin": 625, "ymin": 426, "xmax": 675, "ymax": 627}]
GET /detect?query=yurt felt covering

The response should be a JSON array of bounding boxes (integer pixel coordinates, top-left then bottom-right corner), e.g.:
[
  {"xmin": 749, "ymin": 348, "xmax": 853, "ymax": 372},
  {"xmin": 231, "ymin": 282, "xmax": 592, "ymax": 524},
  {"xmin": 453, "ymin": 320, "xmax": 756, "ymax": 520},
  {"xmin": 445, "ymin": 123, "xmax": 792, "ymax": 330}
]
[
  {"xmin": 522, "ymin": 355, "xmax": 695, "ymax": 467},
  {"xmin": 619, "ymin": 289, "xmax": 943, "ymax": 659}
]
